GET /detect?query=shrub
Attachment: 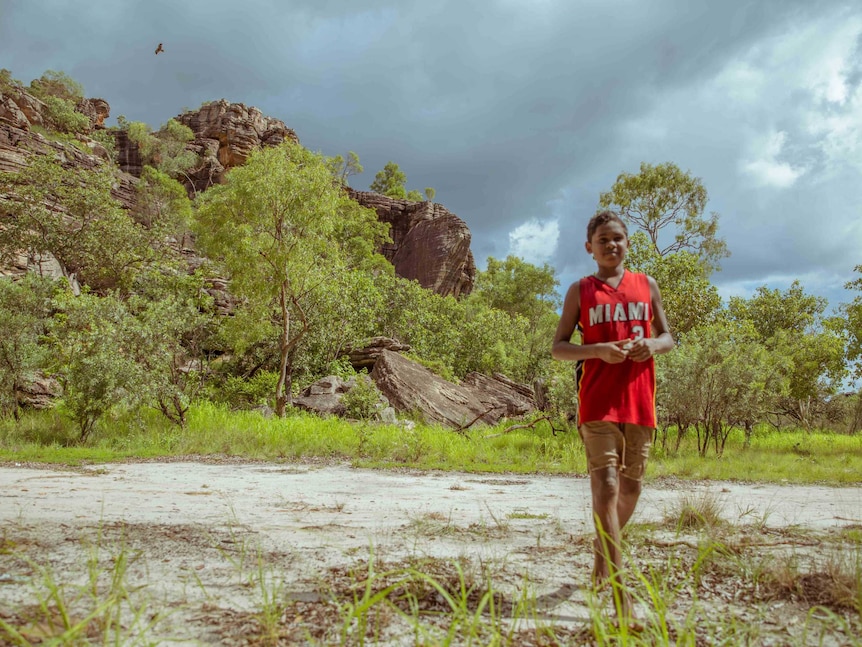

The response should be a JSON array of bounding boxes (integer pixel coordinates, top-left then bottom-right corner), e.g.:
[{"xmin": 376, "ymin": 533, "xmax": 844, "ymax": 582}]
[
  {"xmin": 341, "ymin": 375, "xmax": 386, "ymax": 420},
  {"xmin": 215, "ymin": 371, "xmax": 279, "ymax": 410},
  {"xmin": 41, "ymin": 96, "xmax": 89, "ymax": 134}
]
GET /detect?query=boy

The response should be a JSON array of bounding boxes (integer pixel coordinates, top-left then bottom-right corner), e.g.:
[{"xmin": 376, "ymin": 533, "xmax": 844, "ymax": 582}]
[{"xmin": 551, "ymin": 210, "xmax": 674, "ymax": 616}]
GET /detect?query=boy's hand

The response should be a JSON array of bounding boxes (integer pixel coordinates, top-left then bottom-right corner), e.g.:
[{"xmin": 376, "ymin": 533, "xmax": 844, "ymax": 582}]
[
  {"xmin": 627, "ymin": 338, "xmax": 655, "ymax": 362},
  {"xmin": 598, "ymin": 340, "xmax": 631, "ymax": 364}
]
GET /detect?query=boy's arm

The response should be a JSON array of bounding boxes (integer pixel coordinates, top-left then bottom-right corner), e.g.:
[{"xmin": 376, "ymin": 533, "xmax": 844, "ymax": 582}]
[
  {"xmin": 552, "ymin": 281, "xmax": 630, "ymax": 364},
  {"xmin": 628, "ymin": 276, "xmax": 675, "ymax": 362}
]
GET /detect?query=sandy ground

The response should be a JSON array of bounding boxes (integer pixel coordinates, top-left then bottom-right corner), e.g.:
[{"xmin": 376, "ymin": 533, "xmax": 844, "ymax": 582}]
[{"xmin": 1, "ymin": 461, "xmax": 861, "ymax": 645}]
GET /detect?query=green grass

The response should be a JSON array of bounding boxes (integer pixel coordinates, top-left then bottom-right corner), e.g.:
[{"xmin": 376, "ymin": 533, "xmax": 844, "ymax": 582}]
[
  {"xmin": 1, "ymin": 405, "xmax": 860, "ymax": 485},
  {"xmin": 650, "ymin": 425, "xmax": 862, "ymax": 485}
]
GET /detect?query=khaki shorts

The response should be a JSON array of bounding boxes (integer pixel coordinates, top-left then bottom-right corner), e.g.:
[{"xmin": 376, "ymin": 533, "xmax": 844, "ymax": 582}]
[{"xmin": 579, "ymin": 421, "xmax": 653, "ymax": 481}]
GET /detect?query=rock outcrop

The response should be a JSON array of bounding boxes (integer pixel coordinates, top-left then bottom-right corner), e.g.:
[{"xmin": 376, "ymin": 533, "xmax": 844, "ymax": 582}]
[
  {"xmin": 16, "ymin": 373, "xmax": 62, "ymax": 410},
  {"xmin": 173, "ymin": 100, "xmax": 299, "ymax": 193},
  {"xmin": 345, "ymin": 336, "xmax": 411, "ymax": 371},
  {"xmin": 349, "ymin": 190, "xmax": 476, "ymax": 297},
  {"xmin": 294, "ymin": 340, "xmax": 538, "ymax": 429},
  {"xmin": 370, "ymin": 350, "xmax": 532, "ymax": 428},
  {"xmin": 0, "ymin": 88, "xmax": 136, "ymax": 207}
]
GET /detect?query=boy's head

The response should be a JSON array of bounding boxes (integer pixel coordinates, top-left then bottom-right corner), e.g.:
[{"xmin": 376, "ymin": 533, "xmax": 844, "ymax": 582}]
[{"xmin": 587, "ymin": 210, "xmax": 627, "ymax": 242}]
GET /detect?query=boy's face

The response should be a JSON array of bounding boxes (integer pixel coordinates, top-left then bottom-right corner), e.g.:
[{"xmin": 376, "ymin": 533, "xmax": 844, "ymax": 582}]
[{"xmin": 585, "ymin": 221, "xmax": 628, "ymax": 268}]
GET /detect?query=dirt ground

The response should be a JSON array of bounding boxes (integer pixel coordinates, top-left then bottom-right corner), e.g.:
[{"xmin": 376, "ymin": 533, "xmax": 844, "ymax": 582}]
[{"xmin": 1, "ymin": 460, "xmax": 861, "ymax": 645}]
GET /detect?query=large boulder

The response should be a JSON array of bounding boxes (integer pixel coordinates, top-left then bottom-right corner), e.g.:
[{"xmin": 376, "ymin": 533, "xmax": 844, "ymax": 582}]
[
  {"xmin": 346, "ymin": 336, "xmax": 411, "ymax": 371},
  {"xmin": 460, "ymin": 372, "xmax": 537, "ymax": 418},
  {"xmin": 370, "ymin": 350, "xmax": 530, "ymax": 429},
  {"xmin": 16, "ymin": 373, "xmax": 62, "ymax": 410}
]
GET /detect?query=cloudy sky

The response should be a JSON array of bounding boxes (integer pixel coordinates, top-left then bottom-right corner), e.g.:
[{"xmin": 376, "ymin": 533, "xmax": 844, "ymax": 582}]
[{"xmin": 2, "ymin": 0, "xmax": 861, "ymax": 313}]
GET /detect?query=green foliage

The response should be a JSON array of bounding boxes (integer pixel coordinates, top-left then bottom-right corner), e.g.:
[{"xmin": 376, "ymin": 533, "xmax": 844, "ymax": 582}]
[
  {"xmin": 193, "ymin": 140, "xmax": 388, "ymax": 415},
  {"xmin": 657, "ymin": 320, "xmax": 788, "ymax": 456},
  {"xmin": 48, "ymin": 290, "xmax": 145, "ymax": 441},
  {"xmin": 327, "ymin": 151, "xmax": 363, "ymax": 186},
  {"xmin": 0, "ymin": 68, "xmax": 22, "ymax": 94},
  {"xmin": 132, "ymin": 166, "xmax": 193, "ymax": 252},
  {"xmin": 370, "ymin": 161, "xmax": 435, "ymax": 202},
  {"xmin": 544, "ymin": 359, "xmax": 579, "ymax": 423},
  {"xmin": 471, "ymin": 255, "xmax": 560, "ymax": 382},
  {"xmin": 124, "ymin": 272, "xmax": 216, "ymax": 426},
  {"xmin": 370, "ymin": 161, "xmax": 407, "ymax": 198},
  {"xmin": 214, "ymin": 371, "xmax": 279, "ymax": 410},
  {"xmin": 27, "ymin": 70, "xmax": 84, "ymax": 102},
  {"xmin": 40, "ymin": 95, "xmax": 90, "ymax": 134},
  {"xmin": 341, "ymin": 375, "xmax": 386, "ymax": 420},
  {"xmin": 599, "ymin": 161, "xmax": 729, "ymax": 271},
  {"xmin": 626, "ymin": 232, "xmax": 721, "ymax": 334},
  {"xmin": 24, "ymin": 71, "xmax": 88, "ymax": 135},
  {"xmin": 0, "ymin": 154, "xmax": 153, "ymax": 294},
  {"xmin": 0, "ymin": 275, "xmax": 57, "ymax": 419},
  {"xmin": 729, "ymin": 281, "xmax": 847, "ymax": 427},
  {"xmin": 841, "ymin": 265, "xmax": 862, "ymax": 380},
  {"xmin": 125, "ymin": 119, "xmax": 197, "ymax": 178},
  {"xmin": 473, "ymin": 255, "xmax": 560, "ymax": 318}
]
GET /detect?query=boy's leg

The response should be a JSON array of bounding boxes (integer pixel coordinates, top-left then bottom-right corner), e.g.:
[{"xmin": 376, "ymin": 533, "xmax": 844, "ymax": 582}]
[
  {"xmin": 581, "ymin": 422, "xmax": 652, "ymax": 619},
  {"xmin": 617, "ymin": 424, "xmax": 653, "ymax": 530},
  {"xmin": 580, "ymin": 422, "xmax": 625, "ymax": 585},
  {"xmin": 590, "ymin": 464, "xmax": 621, "ymax": 584}
]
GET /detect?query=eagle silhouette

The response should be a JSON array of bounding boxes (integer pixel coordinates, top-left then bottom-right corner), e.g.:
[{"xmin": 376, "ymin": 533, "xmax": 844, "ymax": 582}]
[{"xmin": 155, "ymin": 43, "xmax": 164, "ymax": 55}]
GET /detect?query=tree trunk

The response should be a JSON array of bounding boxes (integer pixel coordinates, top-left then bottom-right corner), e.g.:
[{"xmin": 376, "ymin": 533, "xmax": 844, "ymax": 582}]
[{"xmin": 275, "ymin": 281, "xmax": 290, "ymax": 418}]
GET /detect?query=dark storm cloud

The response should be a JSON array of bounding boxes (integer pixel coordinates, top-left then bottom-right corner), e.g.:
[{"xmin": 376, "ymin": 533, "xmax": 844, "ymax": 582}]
[{"xmin": 2, "ymin": 0, "xmax": 860, "ymax": 310}]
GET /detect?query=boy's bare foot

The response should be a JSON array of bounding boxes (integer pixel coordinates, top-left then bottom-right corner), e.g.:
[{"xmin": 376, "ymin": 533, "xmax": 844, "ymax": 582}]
[{"xmin": 591, "ymin": 537, "xmax": 610, "ymax": 588}]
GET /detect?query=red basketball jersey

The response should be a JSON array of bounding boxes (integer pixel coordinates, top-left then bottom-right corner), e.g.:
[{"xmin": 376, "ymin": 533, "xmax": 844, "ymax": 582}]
[{"xmin": 577, "ymin": 271, "xmax": 657, "ymax": 427}]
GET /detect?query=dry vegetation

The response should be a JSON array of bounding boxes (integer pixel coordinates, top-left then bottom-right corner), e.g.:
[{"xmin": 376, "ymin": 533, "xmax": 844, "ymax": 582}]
[{"xmin": 1, "ymin": 488, "xmax": 860, "ymax": 646}]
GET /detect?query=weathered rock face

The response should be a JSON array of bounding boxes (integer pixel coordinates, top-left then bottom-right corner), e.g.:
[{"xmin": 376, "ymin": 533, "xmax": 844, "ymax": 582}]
[
  {"xmin": 75, "ymin": 98, "xmax": 110, "ymax": 130},
  {"xmin": 349, "ymin": 190, "xmax": 476, "ymax": 297},
  {"xmin": 173, "ymin": 100, "xmax": 299, "ymax": 193},
  {"xmin": 3, "ymin": 86, "xmax": 478, "ymax": 304},
  {"xmin": 346, "ymin": 336, "xmax": 411, "ymax": 371},
  {"xmin": 293, "ymin": 374, "xmax": 389, "ymax": 418},
  {"xmin": 16, "ymin": 373, "xmax": 62, "ymax": 410},
  {"xmin": 461, "ymin": 372, "xmax": 537, "ymax": 418},
  {"xmin": 0, "ymin": 90, "xmax": 136, "ymax": 205},
  {"xmin": 370, "ymin": 350, "xmax": 533, "ymax": 428}
]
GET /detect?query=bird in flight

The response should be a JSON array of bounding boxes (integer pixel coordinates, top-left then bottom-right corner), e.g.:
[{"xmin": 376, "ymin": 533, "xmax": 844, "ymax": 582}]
[{"xmin": 155, "ymin": 43, "xmax": 164, "ymax": 55}]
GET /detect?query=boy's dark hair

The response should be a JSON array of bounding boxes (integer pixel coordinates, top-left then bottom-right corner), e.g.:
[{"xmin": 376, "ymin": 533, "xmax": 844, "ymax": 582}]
[{"xmin": 587, "ymin": 210, "xmax": 628, "ymax": 241}]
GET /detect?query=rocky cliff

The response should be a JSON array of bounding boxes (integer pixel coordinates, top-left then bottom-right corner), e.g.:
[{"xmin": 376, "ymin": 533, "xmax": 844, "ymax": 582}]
[
  {"xmin": 348, "ymin": 189, "xmax": 476, "ymax": 297},
  {"xmin": 1, "ymin": 87, "xmax": 476, "ymax": 297}
]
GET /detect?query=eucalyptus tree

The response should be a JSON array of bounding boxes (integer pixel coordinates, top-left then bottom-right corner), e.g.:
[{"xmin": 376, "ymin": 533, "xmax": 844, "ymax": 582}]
[
  {"xmin": 599, "ymin": 161, "xmax": 729, "ymax": 272},
  {"xmin": 624, "ymin": 232, "xmax": 721, "ymax": 334},
  {"xmin": 729, "ymin": 281, "xmax": 847, "ymax": 428},
  {"xmin": 841, "ymin": 265, "xmax": 862, "ymax": 381},
  {"xmin": 370, "ymin": 161, "xmax": 436, "ymax": 202},
  {"xmin": 0, "ymin": 155, "xmax": 152, "ymax": 294},
  {"xmin": 193, "ymin": 141, "xmax": 388, "ymax": 416},
  {"xmin": 0, "ymin": 275, "xmax": 57, "ymax": 419},
  {"xmin": 470, "ymin": 255, "xmax": 560, "ymax": 382}
]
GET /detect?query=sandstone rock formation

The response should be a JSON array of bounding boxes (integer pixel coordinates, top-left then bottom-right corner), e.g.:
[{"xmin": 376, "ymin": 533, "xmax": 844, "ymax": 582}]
[
  {"xmin": 16, "ymin": 373, "xmax": 62, "ymax": 410},
  {"xmin": 173, "ymin": 100, "xmax": 299, "ymax": 193},
  {"xmin": 293, "ymin": 374, "xmax": 387, "ymax": 418},
  {"xmin": 349, "ymin": 189, "xmax": 476, "ymax": 297},
  {"xmin": 345, "ymin": 336, "xmax": 412, "ymax": 371},
  {"xmin": 293, "ymin": 340, "xmax": 538, "ymax": 429},
  {"xmin": 0, "ymin": 88, "xmax": 136, "ymax": 207},
  {"xmin": 370, "ymin": 350, "xmax": 531, "ymax": 428},
  {"xmin": 461, "ymin": 372, "xmax": 537, "ymax": 418},
  {"xmin": 75, "ymin": 98, "xmax": 110, "ymax": 130}
]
